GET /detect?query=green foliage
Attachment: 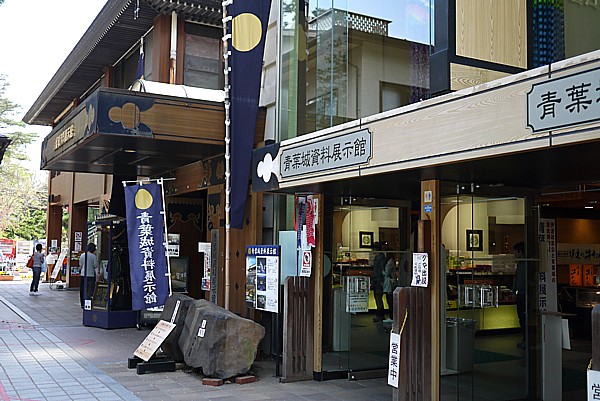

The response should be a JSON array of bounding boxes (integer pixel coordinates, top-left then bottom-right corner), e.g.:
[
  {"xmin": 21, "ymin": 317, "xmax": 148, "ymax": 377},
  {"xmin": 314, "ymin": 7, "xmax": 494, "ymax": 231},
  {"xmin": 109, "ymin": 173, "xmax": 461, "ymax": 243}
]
[{"xmin": 0, "ymin": 75, "xmax": 47, "ymax": 240}]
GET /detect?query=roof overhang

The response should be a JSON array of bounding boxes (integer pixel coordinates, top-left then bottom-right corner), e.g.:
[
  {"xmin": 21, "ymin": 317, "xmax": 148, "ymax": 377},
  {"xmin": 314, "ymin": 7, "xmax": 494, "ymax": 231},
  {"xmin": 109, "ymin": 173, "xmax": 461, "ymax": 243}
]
[
  {"xmin": 24, "ymin": 0, "xmax": 223, "ymax": 126},
  {"xmin": 40, "ymin": 86, "xmax": 225, "ymax": 176}
]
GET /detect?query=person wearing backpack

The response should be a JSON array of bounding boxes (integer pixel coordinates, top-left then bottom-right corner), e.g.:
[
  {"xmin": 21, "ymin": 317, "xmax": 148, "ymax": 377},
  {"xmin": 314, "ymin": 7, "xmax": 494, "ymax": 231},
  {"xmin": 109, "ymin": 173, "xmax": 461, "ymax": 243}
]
[{"xmin": 29, "ymin": 243, "xmax": 45, "ymax": 295}]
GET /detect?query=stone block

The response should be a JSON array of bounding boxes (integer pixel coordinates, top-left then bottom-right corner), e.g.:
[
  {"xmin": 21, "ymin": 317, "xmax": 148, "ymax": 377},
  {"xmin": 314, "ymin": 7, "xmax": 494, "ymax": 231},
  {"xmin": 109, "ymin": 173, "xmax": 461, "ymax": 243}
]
[
  {"xmin": 179, "ymin": 299, "xmax": 265, "ymax": 379},
  {"xmin": 159, "ymin": 293, "xmax": 194, "ymax": 362}
]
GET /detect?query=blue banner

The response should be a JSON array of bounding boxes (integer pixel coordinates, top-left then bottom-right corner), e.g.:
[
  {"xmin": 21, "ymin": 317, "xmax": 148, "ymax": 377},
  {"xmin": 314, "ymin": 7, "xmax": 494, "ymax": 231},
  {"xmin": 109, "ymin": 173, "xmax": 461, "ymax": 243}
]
[
  {"xmin": 124, "ymin": 183, "xmax": 169, "ymax": 310},
  {"xmin": 229, "ymin": 0, "xmax": 272, "ymax": 229}
]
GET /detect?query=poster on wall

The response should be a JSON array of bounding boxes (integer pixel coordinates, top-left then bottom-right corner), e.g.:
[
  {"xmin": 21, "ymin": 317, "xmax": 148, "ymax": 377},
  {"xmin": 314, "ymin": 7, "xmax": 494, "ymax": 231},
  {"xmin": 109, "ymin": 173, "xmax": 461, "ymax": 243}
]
[
  {"xmin": 246, "ymin": 245, "xmax": 280, "ymax": 313},
  {"xmin": 345, "ymin": 276, "xmax": 370, "ymax": 313},
  {"xmin": 198, "ymin": 242, "xmax": 211, "ymax": 291},
  {"xmin": 167, "ymin": 233, "xmax": 180, "ymax": 257},
  {"xmin": 411, "ymin": 253, "xmax": 429, "ymax": 287}
]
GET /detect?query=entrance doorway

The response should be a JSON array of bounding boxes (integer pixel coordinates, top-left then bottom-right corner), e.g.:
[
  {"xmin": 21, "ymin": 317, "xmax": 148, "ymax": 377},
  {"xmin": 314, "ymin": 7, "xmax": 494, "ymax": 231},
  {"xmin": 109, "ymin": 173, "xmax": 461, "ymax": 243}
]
[
  {"xmin": 321, "ymin": 196, "xmax": 414, "ymax": 377},
  {"xmin": 440, "ymin": 183, "xmax": 532, "ymax": 401}
]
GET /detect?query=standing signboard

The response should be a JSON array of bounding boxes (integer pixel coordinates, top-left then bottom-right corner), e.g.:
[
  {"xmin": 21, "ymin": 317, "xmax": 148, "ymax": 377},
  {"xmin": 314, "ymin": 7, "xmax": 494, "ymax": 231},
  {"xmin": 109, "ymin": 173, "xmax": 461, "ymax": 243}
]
[{"xmin": 246, "ymin": 245, "xmax": 280, "ymax": 313}]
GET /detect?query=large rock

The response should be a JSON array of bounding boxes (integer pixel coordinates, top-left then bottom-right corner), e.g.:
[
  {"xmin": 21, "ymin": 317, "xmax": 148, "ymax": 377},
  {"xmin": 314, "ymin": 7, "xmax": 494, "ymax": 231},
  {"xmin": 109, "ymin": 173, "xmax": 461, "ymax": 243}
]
[
  {"xmin": 178, "ymin": 299, "xmax": 265, "ymax": 379},
  {"xmin": 159, "ymin": 293, "xmax": 195, "ymax": 362}
]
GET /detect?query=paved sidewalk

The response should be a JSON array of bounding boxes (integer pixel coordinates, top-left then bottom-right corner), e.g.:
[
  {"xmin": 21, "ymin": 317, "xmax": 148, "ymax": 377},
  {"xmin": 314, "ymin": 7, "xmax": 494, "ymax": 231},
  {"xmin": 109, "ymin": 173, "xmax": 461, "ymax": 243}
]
[{"xmin": 0, "ymin": 281, "xmax": 393, "ymax": 400}]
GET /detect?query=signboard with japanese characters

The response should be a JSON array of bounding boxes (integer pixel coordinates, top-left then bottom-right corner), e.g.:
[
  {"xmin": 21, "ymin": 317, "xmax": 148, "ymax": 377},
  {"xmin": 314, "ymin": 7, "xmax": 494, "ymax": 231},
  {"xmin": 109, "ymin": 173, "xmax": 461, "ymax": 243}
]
[
  {"xmin": 538, "ymin": 218, "xmax": 557, "ymax": 312},
  {"xmin": 198, "ymin": 242, "xmax": 211, "ymax": 291},
  {"xmin": 411, "ymin": 253, "xmax": 429, "ymax": 287},
  {"xmin": 345, "ymin": 276, "xmax": 370, "ymax": 313},
  {"xmin": 588, "ymin": 368, "xmax": 600, "ymax": 401},
  {"xmin": 280, "ymin": 128, "xmax": 372, "ymax": 178},
  {"xmin": 558, "ymin": 243, "xmax": 600, "ymax": 265},
  {"xmin": 527, "ymin": 67, "xmax": 600, "ymax": 133},
  {"xmin": 539, "ymin": 272, "xmax": 548, "ymax": 311},
  {"xmin": 134, "ymin": 320, "xmax": 176, "ymax": 362},
  {"xmin": 246, "ymin": 245, "xmax": 280, "ymax": 313},
  {"xmin": 388, "ymin": 332, "xmax": 401, "ymax": 388}
]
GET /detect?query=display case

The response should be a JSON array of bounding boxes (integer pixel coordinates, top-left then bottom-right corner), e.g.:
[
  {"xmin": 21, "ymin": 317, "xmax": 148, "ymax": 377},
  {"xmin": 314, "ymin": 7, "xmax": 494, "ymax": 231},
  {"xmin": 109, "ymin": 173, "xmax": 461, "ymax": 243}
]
[
  {"xmin": 574, "ymin": 287, "xmax": 600, "ymax": 308},
  {"xmin": 83, "ymin": 220, "xmax": 137, "ymax": 329},
  {"xmin": 169, "ymin": 257, "xmax": 189, "ymax": 293}
]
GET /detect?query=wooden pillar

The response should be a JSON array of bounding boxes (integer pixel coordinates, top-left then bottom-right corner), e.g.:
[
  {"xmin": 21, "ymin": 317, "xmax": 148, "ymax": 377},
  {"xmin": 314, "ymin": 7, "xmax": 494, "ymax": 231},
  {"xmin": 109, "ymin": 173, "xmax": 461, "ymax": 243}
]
[
  {"xmin": 152, "ymin": 14, "xmax": 172, "ymax": 83},
  {"xmin": 420, "ymin": 180, "xmax": 440, "ymax": 401},
  {"xmin": 68, "ymin": 203, "xmax": 87, "ymax": 289},
  {"xmin": 46, "ymin": 205, "xmax": 63, "ymax": 280}
]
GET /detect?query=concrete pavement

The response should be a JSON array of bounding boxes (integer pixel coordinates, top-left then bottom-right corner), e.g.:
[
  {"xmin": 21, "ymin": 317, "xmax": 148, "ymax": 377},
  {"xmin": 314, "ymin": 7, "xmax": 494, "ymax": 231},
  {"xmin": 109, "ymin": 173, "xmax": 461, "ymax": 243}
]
[{"xmin": 0, "ymin": 280, "xmax": 392, "ymax": 400}]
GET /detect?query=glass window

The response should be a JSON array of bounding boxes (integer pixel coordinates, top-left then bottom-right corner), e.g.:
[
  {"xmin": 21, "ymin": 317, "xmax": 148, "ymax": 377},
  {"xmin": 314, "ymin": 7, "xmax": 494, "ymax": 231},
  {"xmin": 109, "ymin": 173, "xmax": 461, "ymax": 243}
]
[
  {"xmin": 533, "ymin": 1, "xmax": 600, "ymax": 67},
  {"xmin": 279, "ymin": 0, "xmax": 433, "ymax": 140},
  {"xmin": 184, "ymin": 23, "xmax": 222, "ymax": 89}
]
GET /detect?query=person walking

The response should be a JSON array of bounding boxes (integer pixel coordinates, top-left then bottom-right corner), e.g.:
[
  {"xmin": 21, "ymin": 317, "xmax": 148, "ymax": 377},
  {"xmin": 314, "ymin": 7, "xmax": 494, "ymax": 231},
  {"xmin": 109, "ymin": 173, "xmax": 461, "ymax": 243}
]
[
  {"xmin": 79, "ymin": 243, "xmax": 99, "ymax": 308},
  {"xmin": 30, "ymin": 243, "xmax": 45, "ymax": 295},
  {"xmin": 383, "ymin": 253, "xmax": 396, "ymax": 323}
]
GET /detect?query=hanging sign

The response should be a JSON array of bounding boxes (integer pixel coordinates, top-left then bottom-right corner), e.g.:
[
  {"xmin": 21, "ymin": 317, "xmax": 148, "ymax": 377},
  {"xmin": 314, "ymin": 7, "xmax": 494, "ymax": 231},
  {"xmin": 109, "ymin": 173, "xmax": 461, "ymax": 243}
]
[
  {"xmin": 411, "ymin": 253, "xmax": 429, "ymax": 287},
  {"xmin": 300, "ymin": 250, "xmax": 312, "ymax": 277},
  {"xmin": 246, "ymin": 245, "xmax": 280, "ymax": 313},
  {"xmin": 388, "ymin": 332, "xmax": 401, "ymax": 388},
  {"xmin": 125, "ymin": 182, "xmax": 169, "ymax": 310}
]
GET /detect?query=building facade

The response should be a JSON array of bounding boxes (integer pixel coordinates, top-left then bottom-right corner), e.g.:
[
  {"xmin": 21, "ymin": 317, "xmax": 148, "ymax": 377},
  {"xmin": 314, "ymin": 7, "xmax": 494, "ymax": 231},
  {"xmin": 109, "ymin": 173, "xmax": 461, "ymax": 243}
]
[{"xmin": 25, "ymin": 0, "xmax": 600, "ymax": 400}]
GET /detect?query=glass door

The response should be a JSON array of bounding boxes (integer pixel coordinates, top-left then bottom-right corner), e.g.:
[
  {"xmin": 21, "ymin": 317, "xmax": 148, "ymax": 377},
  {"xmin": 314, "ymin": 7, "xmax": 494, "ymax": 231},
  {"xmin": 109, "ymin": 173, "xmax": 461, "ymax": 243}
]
[
  {"xmin": 440, "ymin": 183, "xmax": 529, "ymax": 401},
  {"xmin": 323, "ymin": 196, "xmax": 412, "ymax": 375}
]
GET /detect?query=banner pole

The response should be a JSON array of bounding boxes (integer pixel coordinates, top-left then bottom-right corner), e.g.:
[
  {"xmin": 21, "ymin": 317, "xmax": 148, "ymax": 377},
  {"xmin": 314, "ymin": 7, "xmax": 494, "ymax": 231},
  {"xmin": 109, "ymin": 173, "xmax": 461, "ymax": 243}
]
[
  {"xmin": 158, "ymin": 177, "xmax": 173, "ymax": 296},
  {"xmin": 223, "ymin": 0, "xmax": 233, "ymax": 310}
]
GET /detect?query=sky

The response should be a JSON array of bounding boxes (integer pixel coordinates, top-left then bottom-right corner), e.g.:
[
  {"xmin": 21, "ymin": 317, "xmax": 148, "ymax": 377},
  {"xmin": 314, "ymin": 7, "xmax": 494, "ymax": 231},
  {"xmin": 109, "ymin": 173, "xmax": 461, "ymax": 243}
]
[{"xmin": 0, "ymin": 0, "xmax": 107, "ymax": 172}]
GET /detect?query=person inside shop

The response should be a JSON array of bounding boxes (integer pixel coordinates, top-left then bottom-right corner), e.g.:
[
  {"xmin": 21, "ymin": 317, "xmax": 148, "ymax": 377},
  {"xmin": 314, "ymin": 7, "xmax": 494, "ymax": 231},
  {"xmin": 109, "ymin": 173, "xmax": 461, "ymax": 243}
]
[
  {"xmin": 371, "ymin": 242, "xmax": 386, "ymax": 322},
  {"xmin": 513, "ymin": 241, "xmax": 527, "ymax": 349},
  {"xmin": 29, "ymin": 243, "xmax": 45, "ymax": 296},
  {"xmin": 383, "ymin": 253, "xmax": 397, "ymax": 324},
  {"xmin": 79, "ymin": 243, "xmax": 99, "ymax": 308}
]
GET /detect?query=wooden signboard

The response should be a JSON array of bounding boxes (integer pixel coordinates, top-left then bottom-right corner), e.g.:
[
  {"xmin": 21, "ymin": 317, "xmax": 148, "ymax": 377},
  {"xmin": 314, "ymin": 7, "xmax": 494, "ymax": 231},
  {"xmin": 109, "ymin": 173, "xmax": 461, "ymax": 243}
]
[{"xmin": 134, "ymin": 320, "xmax": 176, "ymax": 362}]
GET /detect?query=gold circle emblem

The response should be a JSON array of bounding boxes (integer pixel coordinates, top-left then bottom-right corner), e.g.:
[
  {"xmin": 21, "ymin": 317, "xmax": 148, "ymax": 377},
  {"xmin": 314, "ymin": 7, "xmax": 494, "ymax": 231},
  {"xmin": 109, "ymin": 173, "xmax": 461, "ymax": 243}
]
[
  {"xmin": 232, "ymin": 13, "xmax": 263, "ymax": 52},
  {"xmin": 135, "ymin": 189, "xmax": 153, "ymax": 210}
]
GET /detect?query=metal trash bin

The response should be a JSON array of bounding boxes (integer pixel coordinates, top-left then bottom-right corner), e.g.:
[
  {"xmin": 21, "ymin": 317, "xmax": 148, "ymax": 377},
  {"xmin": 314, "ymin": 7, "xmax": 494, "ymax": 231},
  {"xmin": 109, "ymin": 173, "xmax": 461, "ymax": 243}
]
[{"xmin": 446, "ymin": 317, "xmax": 475, "ymax": 373}]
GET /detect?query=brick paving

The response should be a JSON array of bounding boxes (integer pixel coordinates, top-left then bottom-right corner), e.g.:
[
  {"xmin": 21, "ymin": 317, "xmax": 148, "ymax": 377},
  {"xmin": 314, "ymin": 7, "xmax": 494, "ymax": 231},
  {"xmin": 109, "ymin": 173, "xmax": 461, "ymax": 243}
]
[{"xmin": 0, "ymin": 280, "xmax": 392, "ymax": 400}]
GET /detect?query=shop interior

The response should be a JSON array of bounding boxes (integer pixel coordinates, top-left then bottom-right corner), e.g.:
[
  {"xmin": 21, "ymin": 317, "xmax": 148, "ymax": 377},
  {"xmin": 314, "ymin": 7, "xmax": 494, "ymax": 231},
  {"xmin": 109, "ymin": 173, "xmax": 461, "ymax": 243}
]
[{"xmin": 316, "ymin": 181, "xmax": 596, "ymax": 399}]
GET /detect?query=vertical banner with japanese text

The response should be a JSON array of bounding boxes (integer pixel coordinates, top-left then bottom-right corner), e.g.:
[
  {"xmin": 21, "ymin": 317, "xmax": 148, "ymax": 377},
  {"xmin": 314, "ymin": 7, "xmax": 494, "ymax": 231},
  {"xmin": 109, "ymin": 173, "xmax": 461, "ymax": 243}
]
[{"xmin": 125, "ymin": 183, "xmax": 169, "ymax": 310}]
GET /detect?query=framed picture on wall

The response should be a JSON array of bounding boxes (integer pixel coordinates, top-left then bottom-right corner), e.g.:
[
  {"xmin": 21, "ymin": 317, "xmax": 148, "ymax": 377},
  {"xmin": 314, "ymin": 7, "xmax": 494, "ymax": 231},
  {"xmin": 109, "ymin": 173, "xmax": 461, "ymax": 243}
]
[
  {"xmin": 359, "ymin": 231, "xmax": 374, "ymax": 248},
  {"xmin": 466, "ymin": 229, "xmax": 483, "ymax": 251}
]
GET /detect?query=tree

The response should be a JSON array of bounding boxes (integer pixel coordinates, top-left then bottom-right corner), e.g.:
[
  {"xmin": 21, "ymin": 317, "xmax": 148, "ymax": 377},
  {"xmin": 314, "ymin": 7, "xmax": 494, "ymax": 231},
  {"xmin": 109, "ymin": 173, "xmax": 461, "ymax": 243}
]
[{"xmin": 0, "ymin": 75, "xmax": 47, "ymax": 240}]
